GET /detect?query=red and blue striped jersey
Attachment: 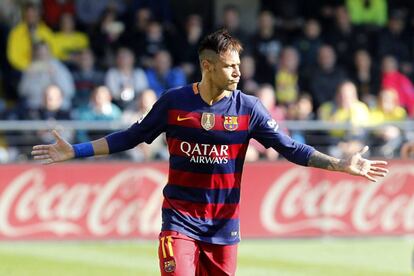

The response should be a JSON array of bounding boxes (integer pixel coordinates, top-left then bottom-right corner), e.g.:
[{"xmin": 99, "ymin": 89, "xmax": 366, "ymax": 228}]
[{"xmin": 106, "ymin": 83, "xmax": 314, "ymax": 245}]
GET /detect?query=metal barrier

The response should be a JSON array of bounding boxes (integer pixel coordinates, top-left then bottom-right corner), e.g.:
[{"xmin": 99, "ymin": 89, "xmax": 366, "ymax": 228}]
[{"xmin": 0, "ymin": 119, "xmax": 412, "ymax": 163}]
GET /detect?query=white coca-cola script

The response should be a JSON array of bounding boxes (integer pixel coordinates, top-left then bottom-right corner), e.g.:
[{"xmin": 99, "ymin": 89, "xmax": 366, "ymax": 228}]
[
  {"xmin": 0, "ymin": 168, "xmax": 165, "ymax": 238},
  {"xmin": 260, "ymin": 165, "xmax": 414, "ymax": 234}
]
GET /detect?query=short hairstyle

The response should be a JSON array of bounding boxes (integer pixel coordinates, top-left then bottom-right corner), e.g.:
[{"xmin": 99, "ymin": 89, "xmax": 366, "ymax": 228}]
[{"xmin": 198, "ymin": 29, "xmax": 243, "ymax": 58}]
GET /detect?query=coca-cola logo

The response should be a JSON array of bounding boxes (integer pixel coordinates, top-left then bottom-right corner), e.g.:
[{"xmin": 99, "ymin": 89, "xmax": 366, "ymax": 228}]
[
  {"xmin": 0, "ymin": 168, "xmax": 166, "ymax": 238},
  {"xmin": 260, "ymin": 165, "xmax": 414, "ymax": 234}
]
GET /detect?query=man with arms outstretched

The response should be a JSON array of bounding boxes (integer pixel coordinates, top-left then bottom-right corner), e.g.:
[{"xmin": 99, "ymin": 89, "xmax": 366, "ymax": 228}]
[{"xmin": 32, "ymin": 29, "xmax": 388, "ymax": 276}]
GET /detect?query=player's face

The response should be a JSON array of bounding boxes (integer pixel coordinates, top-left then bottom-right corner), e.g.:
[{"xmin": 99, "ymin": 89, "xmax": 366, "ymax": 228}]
[{"xmin": 211, "ymin": 50, "xmax": 241, "ymax": 91}]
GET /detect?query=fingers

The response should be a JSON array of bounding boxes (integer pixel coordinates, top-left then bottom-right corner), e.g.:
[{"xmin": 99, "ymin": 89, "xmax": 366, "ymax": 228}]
[
  {"xmin": 52, "ymin": 129, "xmax": 63, "ymax": 141},
  {"xmin": 368, "ymin": 170, "xmax": 387, "ymax": 177},
  {"xmin": 41, "ymin": 158, "xmax": 54, "ymax": 165},
  {"xmin": 363, "ymin": 173, "xmax": 377, "ymax": 182},
  {"xmin": 359, "ymin": 145, "xmax": 369, "ymax": 156},
  {"xmin": 370, "ymin": 160, "xmax": 388, "ymax": 165},
  {"xmin": 370, "ymin": 166, "xmax": 388, "ymax": 173},
  {"xmin": 33, "ymin": 154, "xmax": 50, "ymax": 160},
  {"xmin": 32, "ymin": 145, "xmax": 50, "ymax": 151},
  {"xmin": 31, "ymin": 149, "xmax": 49, "ymax": 155}
]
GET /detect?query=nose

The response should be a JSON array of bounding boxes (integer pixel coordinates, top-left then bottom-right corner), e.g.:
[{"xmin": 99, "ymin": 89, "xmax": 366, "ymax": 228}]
[{"xmin": 233, "ymin": 65, "xmax": 241, "ymax": 78}]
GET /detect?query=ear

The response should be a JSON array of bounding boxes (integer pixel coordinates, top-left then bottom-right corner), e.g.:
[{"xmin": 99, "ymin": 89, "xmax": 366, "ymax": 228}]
[{"xmin": 201, "ymin": 59, "xmax": 212, "ymax": 72}]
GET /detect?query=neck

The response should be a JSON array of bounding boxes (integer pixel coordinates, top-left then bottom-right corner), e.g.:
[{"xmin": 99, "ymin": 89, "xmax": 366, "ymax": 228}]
[{"xmin": 198, "ymin": 80, "xmax": 230, "ymax": 106}]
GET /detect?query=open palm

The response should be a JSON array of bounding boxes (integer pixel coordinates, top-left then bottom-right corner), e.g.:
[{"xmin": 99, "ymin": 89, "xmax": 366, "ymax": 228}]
[
  {"xmin": 344, "ymin": 146, "xmax": 388, "ymax": 182},
  {"xmin": 31, "ymin": 130, "xmax": 74, "ymax": 164}
]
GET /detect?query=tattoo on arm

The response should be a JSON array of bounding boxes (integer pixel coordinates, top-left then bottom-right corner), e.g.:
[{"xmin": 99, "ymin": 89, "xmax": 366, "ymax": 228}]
[{"xmin": 308, "ymin": 151, "xmax": 344, "ymax": 172}]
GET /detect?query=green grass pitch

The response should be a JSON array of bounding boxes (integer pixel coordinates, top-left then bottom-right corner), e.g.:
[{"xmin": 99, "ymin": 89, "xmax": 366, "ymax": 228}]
[{"xmin": 0, "ymin": 238, "xmax": 411, "ymax": 276}]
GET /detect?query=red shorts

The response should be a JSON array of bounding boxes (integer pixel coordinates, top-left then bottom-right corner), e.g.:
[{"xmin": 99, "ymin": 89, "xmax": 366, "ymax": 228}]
[{"xmin": 158, "ymin": 230, "xmax": 238, "ymax": 276}]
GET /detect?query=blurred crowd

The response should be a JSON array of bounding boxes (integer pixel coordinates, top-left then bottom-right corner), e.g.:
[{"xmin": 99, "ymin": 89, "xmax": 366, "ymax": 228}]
[{"xmin": 0, "ymin": 0, "xmax": 413, "ymax": 162}]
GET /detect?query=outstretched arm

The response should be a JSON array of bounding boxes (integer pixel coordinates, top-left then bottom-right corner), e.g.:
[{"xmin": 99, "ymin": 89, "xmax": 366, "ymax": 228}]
[
  {"xmin": 308, "ymin": 146, "xmax": 388, "ymax": 182},
  {"xmin": 32, "ymin": 130, "xmax": 110, "ymax": 164}
]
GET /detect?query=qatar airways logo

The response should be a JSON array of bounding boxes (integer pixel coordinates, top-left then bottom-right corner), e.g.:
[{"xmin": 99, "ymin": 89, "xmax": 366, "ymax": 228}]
[{"xmin": 180, "ymin": 141, "xmax": 229, "ymax": 164}]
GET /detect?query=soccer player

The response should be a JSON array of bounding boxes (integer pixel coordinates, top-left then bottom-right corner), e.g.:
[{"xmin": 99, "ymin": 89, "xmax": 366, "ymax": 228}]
[{"xmin": 32, "ymin": 29, "xmax": 388, "ymax": 276}]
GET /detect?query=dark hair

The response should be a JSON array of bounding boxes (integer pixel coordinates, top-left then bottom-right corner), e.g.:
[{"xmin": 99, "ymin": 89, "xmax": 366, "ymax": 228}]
[{"xmin": 198, "ymin": 29, "xmax": 243, "ymax": 56}]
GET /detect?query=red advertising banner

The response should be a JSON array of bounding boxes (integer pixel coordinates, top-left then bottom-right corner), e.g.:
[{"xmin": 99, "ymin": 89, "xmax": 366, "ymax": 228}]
[{"xmin": 0, "ymin": 161, "xmax": 413, "ymax": 240}]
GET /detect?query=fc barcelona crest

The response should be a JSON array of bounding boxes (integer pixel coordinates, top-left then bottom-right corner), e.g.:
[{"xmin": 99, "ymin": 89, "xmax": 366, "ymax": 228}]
[
  {"xmin": 201, "ymin": 112, "xmax": 215, "ymax": 131},
  {"xmin": 164, "ymin": 259, "xmax": 176, "ymax": 272},
  {"xmin": 223, "ymin": 116, "xmax": 238, "ymax": 131}
]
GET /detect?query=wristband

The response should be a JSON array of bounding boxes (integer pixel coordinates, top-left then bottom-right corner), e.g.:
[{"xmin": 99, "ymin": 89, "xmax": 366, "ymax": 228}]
[{"xmin": 72, "ymin": 142, "xmax": 94, "ymax": 158}]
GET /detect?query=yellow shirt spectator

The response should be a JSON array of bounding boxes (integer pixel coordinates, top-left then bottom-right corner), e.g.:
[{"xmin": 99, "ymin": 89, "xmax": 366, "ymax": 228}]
[
  {"xmin": 329, "ymin": 101, "xmax": 370, "ymax": 138},
  {"xmin": 54, "ymin": 13, "xmax": 89, "ymax": 61},
  {"xmin": 275, "ymin": 69, "xmax": 298, "ymax": 104},
  {"xmin": 54, "ymin": 32, "xmax": 89, "ymax": 61},
  {"xmin": 7, "ymin": 21, "xmax": 56, "ymax": 71},
  {"xmin": 370, "ymin": 88, "xmax": 407, "ymax": 125}
]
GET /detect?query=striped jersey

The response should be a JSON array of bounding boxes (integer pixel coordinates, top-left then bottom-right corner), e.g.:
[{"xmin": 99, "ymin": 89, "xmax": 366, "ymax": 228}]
[{"xmin": 106, "ymin": 83, "xmax": 315, "ymax": 245}]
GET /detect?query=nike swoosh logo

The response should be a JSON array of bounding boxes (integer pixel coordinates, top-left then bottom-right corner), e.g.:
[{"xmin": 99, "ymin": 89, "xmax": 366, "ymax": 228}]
[{"xmin": 177, "ymin": 115, "xmax": 194, "ymax": 122}]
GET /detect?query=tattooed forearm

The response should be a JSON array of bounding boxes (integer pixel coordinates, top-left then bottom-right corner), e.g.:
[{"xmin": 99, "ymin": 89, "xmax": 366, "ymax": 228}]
[{"xmin": 308, "ymin": 151, "xmax": 345, "ymax": 172}]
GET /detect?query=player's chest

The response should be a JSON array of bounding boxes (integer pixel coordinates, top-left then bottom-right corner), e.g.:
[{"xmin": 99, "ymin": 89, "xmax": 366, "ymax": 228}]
[{"xmin": 166, "ymin": 109, "xmax": 250, "ymax": 144}]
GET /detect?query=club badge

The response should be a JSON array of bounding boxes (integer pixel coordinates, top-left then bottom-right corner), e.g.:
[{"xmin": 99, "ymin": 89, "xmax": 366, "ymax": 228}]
[
  {"xmin": 223, "ymin": 116, "xmax": 238, "ymax": 131},
  {"xmin": 164, "ymin": 259, "xmax": 176, "ymax": 272},
  {"xmin": 201, "ymin": 112, "xmax": 215, "ymax": 131}
]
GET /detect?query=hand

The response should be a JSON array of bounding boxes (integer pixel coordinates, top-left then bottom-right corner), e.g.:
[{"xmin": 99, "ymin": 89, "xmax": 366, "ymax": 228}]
[
  {"xmin": 401, "ymin": 141, "xmax": 414, "ymax": 159},
  {"xmin": 31, "ymin": 130, "xmax": 75, "ymax": 164},
  {"xmin": 343, "ymin": 146, "xmax": 388, "ymax": 182}
]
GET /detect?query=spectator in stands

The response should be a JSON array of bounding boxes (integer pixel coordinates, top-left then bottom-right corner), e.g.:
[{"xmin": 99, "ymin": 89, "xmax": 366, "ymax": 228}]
[
  {"xmin": 293, "ymin": 18, "xmax": 322, "ymax": 70},
  {"xmin": 7, "ymin": 2, "xmax": 56, "ymax": 71},
  {"xmin": 249, "ymin": 10, "xmax": 283, "ymax": 84},
  {"xmin": 145, "ymin": 50, "xmax": 186, "ymax": 98},
  {"xmin": 0, "ymin": 0, "xmax": 21, "ymax": 26},
  {"xmin": 381, "ymin": 55, "xmax": 414, "ymax": 116},
  {"xmin": 122, "ymin": 88, "xmax": 168, "ymax": 161},
  {"xmin": 18, "ymin": 42, "xmax": 74, "ymax": 110},
  {"xmin": 27, "ymin": 84, "xmax": 71, "ymax": 120},
  {"xmin": 246, "ymin": 84, "xmax": 286, "ymax": 161},
  {"xmin": 75, "ymin": 0, "xmax": 126, "ymax": 31},
  {"xmin": 42, "ymin": 0, "xmax": 75, "ymax": 29},
  {"xmin": 125, "ymin": 0, "xmax": 172, "ymax": 26},
  {"xmin": 350, "ymin": 49, "xmax": 380, "ymax": 106},
  {"xmin": 28, "ymin": 85, "xmax": 74, "ymax": 144},
  {"xmin": 308, "ymin": 45, "xmax": 347, "ymax": 111},
  {"xmin": 286, "ymin": 93, "xmax": 315, "ymax": 144},
  {"xmin": 219, "ymin": 5, "xmax": 248, "ymax": 45},
  {"xmin": 90, "ymin": 7, "xmax": 125, "ymax": 69},
  {"xmin": 54, "ymin": 12, "xmax": 89, "ymax": 63},
  {"xmin": 346, "ymin": 0, "xmax": 387, "ymax": 27},
  {"xmin": 238, "ymin": 54, "xmax": 259, "ymax": 95},
  {"xmin": 176, "ymin": 14, "xmax": 204, "ymax": 83},
  {"xmin": 105, "ymin": 47, "xmax": 148, "ymax": 109},
  {"xmin": 319, "ymin": 81, "xmax": 370, "ymax": 140},
  {"xmin": 119, "ymin": 7, "xmax": 152, "ymax": 61},
  {"xmin": 369, "ymin": 88, "xmax": 406, "ymax": 158},
  {"xmin": 72, "ymin": 48, "xmax": 104, "ymax": 108},
  {"xmin": 377, "ymin": 10, "xmax": 412, "ymax": 75},
  {"xmin": 74, "ymin": 85, "xmax": 122, "ymax": 142},
  {"xmin": 260, "ymin": 0, "xmax": 304, "ymax": 39},
  {"xmin": 325, "ymin": 5, "xmax": 370, "ymax": 71},
  {"xmin": 134, "ymin": 20, "xmax": 171, "ymax": 68},
  {"xmin": 275, "ymin": 46, "xmax": 300, "ymax": 106}
]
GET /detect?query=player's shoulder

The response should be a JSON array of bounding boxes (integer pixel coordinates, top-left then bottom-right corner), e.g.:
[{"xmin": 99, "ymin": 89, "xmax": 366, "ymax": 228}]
[
  {"xmin": 160, "ymin": 84, "xmax": 194, "ymax": 99},
  {"xmin": 232, "ymin": 89, "xmax": 260, "ymax": 109}
]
